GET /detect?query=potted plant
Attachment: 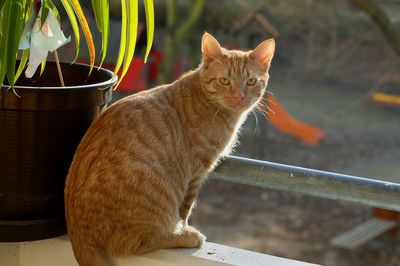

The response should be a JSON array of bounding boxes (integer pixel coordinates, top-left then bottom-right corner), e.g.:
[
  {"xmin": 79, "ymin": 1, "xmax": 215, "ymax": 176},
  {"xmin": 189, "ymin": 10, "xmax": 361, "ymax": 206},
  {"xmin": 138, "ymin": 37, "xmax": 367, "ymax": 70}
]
[{"xmin": 0, "ymin": 0, "xmax": 154, "ymax": 241}]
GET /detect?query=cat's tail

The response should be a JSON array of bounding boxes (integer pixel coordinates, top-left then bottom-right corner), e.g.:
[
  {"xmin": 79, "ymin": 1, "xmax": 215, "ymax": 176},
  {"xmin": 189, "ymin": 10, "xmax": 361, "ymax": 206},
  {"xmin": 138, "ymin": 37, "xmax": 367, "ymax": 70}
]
[{"xmin": 69, "ymin": 237, "xmax": 112, "ymax": 266}]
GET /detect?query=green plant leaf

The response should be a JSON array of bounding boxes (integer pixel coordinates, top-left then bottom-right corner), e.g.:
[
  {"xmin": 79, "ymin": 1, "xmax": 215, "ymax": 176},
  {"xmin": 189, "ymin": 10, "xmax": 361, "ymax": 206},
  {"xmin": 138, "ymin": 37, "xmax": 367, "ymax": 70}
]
[
  {"xmin": 6, "ymin": 0, "xmax": 27, "ymax": 88},
  {"xmin": 40, "ymin": 57, "xmax": 47, "ymax": 77},
  {"xmin": 69, "ymin": 0, "xmax": 95, "ymax": 74},
  {"xmin": 91, "ymin": 0, "xmax": 103, "ymax": 33},
  {"xmin": 0, "ymin": 0, "xmax": 6, "ymax": 12},
  {"xmin": 116, "ymin": 0, "xmax": 138, "ymax": 87},
  {"xmin": 0, "ymin": 0, "xmax": 10, "ymax": 86},
  {"xmin": 91, "ymin": 0, "xmax": 109, "ymax": 67},
  {"xmin": 44, "ymin": 0, "xmax": 60, "ymax": 21},
  {"xmin": 40, "ymin": 1, "xmax": 50, "ymax": 27},
  {"xmin": 14, "ymin": 48, "xmax": 29, "ymax": 82},
  {"xmin": 60, "ymin": 0, "xmax": 80, "ymax": 62},
  {"xmin": 22, "ymin": 0, "xmax": 32, "ymax": 22},
  {"xmin": 143, "ymin": 0, "xmax": 154, "ymax": 63},
  {"xmin": 114, "ymin": 0, "xmax": 127, "ymax": 75}
]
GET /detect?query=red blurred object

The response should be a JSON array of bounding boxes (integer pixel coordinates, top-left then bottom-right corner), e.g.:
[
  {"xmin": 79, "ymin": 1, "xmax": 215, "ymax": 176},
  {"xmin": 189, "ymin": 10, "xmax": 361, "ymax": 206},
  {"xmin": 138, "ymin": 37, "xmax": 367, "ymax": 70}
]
[
  {"xmin": 373, "ymin": 208, "xmax": 399, "ymax": 236},
  {"xmin": 149, "ymin": 50, "xmax": 163, "ymax": 83},
  {"xmin": 103, "ymin": 58, "xmax": 145, "ymax": 92},
  {"xmin": 100, "ymin": 49, "xmax": 164, "ymax": 93}
]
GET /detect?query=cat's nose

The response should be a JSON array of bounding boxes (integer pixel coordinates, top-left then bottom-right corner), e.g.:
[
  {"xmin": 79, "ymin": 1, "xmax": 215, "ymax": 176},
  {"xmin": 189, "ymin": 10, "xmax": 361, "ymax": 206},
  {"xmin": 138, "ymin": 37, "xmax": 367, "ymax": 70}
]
[{"xmin": 233, "ymin": 90, "xmax": 245, "ymax": 103}]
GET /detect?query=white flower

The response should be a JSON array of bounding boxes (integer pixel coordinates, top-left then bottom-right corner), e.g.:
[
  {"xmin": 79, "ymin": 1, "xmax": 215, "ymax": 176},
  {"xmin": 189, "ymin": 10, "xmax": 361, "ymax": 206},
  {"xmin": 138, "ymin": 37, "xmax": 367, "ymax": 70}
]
[{"xmin": 24, "ymin": 7, "xmax": 70, "ymax": 78}]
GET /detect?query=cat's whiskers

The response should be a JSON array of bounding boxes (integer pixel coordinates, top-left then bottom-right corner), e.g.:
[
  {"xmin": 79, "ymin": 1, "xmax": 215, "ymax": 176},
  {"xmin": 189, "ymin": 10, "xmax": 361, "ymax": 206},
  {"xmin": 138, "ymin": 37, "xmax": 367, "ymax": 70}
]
[
  {"xmin": 251, "ymin": 109, "xmax": 259, "ymax": 133},
  {"xmin": 256, "ymin": 106, "xmax": 269, "ymax": 119},
  {"xmin": 266, "ymin": 106, "xmax": 275, "ymax": 115},
  {"xmin": 265, "ymin": 97, "xmax": 276, "ymax": 105},
  {"xmin": 256, "ymin": 100, "xmax": 275, "ymax": 119},
  {"xmin": 211, "ymin": 105, "xmax": 224, "ymax": 123},
  {"xmin": 257, "ymin": 99, "xmax": 268, "ymax": 109},
  {"xmin": 258, "ymin": 97, "xmax": 272, "ymax": 108}
]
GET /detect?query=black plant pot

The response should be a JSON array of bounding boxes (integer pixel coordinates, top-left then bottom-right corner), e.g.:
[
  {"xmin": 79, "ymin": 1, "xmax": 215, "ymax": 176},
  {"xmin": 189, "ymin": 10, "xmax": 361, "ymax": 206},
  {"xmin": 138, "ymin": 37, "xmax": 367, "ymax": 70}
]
[{"xmin": 0, "ymin": 62, "xmax": 117, "ymax": 242}]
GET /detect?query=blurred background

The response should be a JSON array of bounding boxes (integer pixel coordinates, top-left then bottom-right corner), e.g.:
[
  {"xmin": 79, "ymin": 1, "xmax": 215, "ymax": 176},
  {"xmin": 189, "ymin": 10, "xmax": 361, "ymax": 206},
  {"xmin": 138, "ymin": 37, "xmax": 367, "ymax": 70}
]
[{"xmin": 58, "ymin": 0, "xmax": 400, "ymax": 265}]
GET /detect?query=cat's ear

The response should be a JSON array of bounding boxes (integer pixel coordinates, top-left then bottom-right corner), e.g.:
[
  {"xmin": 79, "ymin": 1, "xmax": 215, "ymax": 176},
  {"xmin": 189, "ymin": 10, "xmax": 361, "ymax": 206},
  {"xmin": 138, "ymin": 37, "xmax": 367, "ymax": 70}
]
[
  {"xmin": 250, "ymin": 39, "xmax": 275, "ymax": 68},
  {"xmin": 202, "ymin": 32, "xmax": 223, "ymax": 63}
]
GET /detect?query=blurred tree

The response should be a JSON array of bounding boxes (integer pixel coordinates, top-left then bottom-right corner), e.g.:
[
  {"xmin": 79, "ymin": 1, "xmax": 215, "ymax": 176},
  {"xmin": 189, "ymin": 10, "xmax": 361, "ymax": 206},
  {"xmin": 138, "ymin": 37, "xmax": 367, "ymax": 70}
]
[
  {"xmin": 160, "ymin": 0, "xmax": 205, "ymax": 83},
  {"xmin": 352, "ymin": 0, "xmax": 400, "ymax": 55}
]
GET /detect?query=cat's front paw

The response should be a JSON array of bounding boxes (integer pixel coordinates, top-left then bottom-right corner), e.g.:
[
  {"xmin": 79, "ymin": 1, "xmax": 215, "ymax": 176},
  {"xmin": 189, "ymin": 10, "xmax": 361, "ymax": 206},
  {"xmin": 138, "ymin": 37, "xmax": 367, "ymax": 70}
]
[
  {"xmin": 193, "ymin": 230, "xmax": 206, "ymax": 247},
  {"xmin": 185, "ymin": 225, "xmax": 206, "ymax": 247}
]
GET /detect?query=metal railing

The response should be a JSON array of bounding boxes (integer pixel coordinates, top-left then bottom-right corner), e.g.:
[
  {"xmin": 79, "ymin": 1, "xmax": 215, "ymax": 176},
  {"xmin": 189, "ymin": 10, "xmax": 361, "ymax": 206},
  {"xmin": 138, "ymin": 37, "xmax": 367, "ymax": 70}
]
[{"xmin": 211, "ymin": 156, "xmax": 400, "ymax": 212}]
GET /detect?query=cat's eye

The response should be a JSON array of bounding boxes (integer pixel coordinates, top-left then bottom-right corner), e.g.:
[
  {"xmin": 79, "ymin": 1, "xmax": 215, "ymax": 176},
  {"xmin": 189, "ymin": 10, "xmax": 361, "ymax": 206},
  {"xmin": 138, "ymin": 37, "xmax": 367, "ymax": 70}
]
[
  {"xmin": 246, "ymin": 78, "xmax": 257, "ymax": 86},
  {"xmin": 219, "ymin": 77, "xmax": 230, "ymax": 86}
]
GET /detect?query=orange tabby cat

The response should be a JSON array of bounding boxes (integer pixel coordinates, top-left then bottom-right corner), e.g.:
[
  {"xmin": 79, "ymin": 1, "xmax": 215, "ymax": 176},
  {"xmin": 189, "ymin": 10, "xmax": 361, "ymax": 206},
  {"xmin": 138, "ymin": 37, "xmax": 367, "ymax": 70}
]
[{"xmin": 64, "ymin": 33, "xmax": 275, "ymax": 266}]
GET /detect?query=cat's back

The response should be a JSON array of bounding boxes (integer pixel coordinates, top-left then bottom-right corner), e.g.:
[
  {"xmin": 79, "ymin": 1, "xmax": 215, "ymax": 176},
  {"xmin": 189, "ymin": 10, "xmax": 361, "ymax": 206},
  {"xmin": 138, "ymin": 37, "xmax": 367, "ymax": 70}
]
[
  {"xmin": 74, "ymin": 71, "xmax": 201, "ymax": 159},
  {"xmin": 78, "ymin": 83, "xmax": 176, "ymax": 151},
  {"xmin": 65, "ymin": 82, "xmax": 188, "ymax": 195}
]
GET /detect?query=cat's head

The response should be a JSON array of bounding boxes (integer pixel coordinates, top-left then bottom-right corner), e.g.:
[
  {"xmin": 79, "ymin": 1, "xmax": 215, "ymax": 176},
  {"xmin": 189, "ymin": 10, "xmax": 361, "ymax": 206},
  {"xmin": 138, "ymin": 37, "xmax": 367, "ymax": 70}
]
[{"xmin": 199, "ymin": 33, "xmax": 275, "ymax": 113}]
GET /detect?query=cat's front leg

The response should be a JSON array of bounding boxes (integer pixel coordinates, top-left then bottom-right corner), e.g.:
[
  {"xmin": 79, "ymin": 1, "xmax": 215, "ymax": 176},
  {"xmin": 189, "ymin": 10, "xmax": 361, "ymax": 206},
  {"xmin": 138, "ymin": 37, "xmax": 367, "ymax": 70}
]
[{"xmin": 179, "ymin": 175, "xmax": 204, "ymax": 225}]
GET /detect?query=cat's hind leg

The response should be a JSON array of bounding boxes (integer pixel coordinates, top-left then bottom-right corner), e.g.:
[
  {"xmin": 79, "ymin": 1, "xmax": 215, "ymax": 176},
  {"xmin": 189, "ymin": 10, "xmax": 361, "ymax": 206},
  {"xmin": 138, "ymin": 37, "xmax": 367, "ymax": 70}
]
[
  {"xmin": 71, "ymin": 241, "xmax": 112, "ymax": 266},
  {"xmin": 106, "ymin": 222, "xmax": 206, "ymax": 257}
]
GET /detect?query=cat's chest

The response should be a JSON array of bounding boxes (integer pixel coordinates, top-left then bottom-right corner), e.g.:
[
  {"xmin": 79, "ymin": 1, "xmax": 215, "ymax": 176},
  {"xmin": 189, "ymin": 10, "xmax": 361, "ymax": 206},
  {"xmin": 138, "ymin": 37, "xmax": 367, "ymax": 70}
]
[
  {"xmin": 195, "ymin": 117, "xmax": 234, "ymax": 147},
  {"xmin": 188, "ymin": 119, "xmax": 237, "ymax": 175}
]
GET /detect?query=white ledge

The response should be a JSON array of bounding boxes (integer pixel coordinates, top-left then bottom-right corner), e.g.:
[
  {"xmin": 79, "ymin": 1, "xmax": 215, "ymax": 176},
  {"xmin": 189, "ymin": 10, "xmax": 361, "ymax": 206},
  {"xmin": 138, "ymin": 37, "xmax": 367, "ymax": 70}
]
[{"xmin": 1, "ymin": 235, "xmax": 320, "ymax": 266}]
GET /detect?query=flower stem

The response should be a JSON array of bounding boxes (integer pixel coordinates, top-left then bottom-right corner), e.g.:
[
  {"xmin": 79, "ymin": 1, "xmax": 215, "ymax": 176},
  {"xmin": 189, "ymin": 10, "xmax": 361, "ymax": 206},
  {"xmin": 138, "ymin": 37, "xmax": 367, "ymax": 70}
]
[{"xmin": 53, "ymin": 50, "xmax": 65, "ymax": 87}]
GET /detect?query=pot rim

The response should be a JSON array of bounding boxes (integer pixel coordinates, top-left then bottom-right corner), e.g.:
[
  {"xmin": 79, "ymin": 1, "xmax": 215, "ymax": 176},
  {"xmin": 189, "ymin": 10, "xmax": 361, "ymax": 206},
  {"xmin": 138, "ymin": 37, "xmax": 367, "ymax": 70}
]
[{"xmin": 1, "ymin": 62, "xmax": 118, "ymax": 90}]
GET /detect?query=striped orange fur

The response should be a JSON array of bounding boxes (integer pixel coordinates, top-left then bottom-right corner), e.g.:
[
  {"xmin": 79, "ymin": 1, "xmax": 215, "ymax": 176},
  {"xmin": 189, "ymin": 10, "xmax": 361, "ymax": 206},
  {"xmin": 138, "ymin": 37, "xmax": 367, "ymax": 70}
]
[{"xmin": 64, "ymin": 33, "xmax": 275, "ymax": 266}]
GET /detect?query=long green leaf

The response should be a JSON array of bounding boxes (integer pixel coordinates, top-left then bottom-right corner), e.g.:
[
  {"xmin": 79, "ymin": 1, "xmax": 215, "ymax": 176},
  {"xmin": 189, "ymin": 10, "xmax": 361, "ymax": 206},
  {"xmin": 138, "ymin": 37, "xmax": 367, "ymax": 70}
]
[
  {"xmin": 91, "ymin": 0, "xmax": 103, "ymax": 32},
  {"xmin": 0, "ymin": 0, "xmax": 10, "ymax": 86},
  {"xmin": 114, "ymin": 0, "xmax": 127, "ymax": 75},
  {"xmin": 40, "ymin": 1, "xmax": 50, "ymax": 26},
  {"xmin": 0, "ymin": 0, "xmax": 6, "ymax": 12},
  {"xmin": 143, "ymin": 0, "xmax": 154, "ymax": 63},
  {"xmin": 45, "ymin": 0, "xmax": 60, "ymax": 21},
  {"xmin": 40, "ymin": 57, "xmax": 47, "ymax": 77},
  {"xmin": 69, "ymin": 0, "xmax": 95, "ymax": 74},
  {"xmin": 91, "ymin": 0, "xmax": 109, "ymax": 67},
  {"xmin": 60, "ymin": 0, "xmax": 80, "ymax": 62},
  {"xmin": 116, "ymin": 0, "xmax": 138, "ymax": 87},
  {"xmin": 100, "ymin": 0, "xmax": 109, "ymax": 66},
  {"xmin": 22, "ymin": 0, "xmax": 31, "ymax": 22},
  {"xmin": 14, "ymin": 48, "xmax": 29, "ymax": 82},
  {"xmin": 6, "ymin": 0, "xmax": 27, "ymax": 88}
]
